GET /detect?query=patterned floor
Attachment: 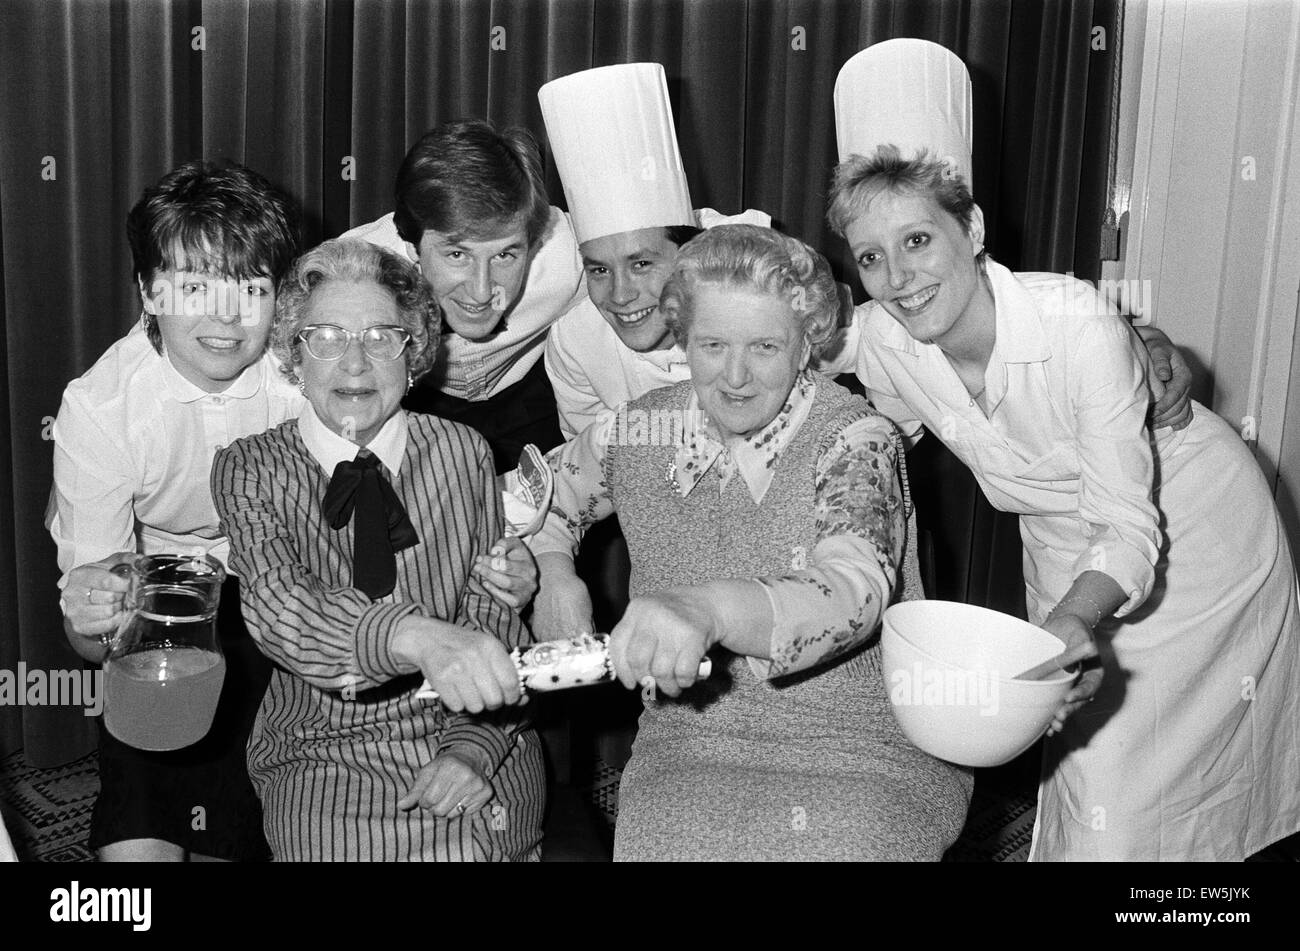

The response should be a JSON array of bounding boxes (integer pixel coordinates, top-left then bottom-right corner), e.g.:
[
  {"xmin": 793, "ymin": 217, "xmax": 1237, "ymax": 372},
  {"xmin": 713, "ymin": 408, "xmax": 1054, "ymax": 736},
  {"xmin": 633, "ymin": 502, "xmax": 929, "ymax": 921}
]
[
  {"xmin": 4, "ymin": 745, "xmax": 1294, "ymax": 862},
  {"xmin": 942, "ymin": 753, "xmax": 1039, "ymax": 862},
  {"xmin": 0, "ymin": 750, "xmax": 98, "ymax": 862},
  {"xmin": 0, "ymin": 746, "xmax": 1039, "ymax": 862}
]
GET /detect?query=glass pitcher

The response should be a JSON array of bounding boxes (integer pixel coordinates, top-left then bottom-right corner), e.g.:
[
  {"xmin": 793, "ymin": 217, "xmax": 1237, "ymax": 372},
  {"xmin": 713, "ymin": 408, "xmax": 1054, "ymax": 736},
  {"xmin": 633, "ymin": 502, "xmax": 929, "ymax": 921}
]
[{"xmin": 103, "ymin": 554, "xmax": 227, "ymax": 751}]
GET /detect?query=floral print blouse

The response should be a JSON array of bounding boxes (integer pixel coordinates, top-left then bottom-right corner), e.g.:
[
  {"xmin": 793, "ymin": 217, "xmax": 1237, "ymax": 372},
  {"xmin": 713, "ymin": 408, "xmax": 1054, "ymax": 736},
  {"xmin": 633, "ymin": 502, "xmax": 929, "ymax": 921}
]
[{"xmin": 530, "ymin": 375, "xmax": 907, "ymax": 679}]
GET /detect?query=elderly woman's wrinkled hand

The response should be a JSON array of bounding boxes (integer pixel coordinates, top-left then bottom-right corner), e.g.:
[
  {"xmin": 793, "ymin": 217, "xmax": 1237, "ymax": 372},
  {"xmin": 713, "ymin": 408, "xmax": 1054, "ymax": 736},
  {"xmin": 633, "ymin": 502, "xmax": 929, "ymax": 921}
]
[
  {"xmin": 609, "ymin": 589, "xmax": 718, "ymax": 697},
  {"xmin": 394, "ymin": 617, "xmax": 524, "ymax": 713},
  {"xmin": 397, "ymin": 749, "xmax": 495, "ymax": 816},
  {"xmin": 472, "ymin": 535, "xmax": 537, "ymax": 610}
]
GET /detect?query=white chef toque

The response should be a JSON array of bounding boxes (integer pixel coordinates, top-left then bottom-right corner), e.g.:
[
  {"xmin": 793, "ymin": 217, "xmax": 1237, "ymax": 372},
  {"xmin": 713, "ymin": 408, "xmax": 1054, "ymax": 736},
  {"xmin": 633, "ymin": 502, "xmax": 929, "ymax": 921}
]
[
  {"xmin": 539, "ymin": 63, "xmax": 696, "ymax": 245},
  {"xmin": 833, "ymin": 38, "xmax": 974, "ymax": 189}
]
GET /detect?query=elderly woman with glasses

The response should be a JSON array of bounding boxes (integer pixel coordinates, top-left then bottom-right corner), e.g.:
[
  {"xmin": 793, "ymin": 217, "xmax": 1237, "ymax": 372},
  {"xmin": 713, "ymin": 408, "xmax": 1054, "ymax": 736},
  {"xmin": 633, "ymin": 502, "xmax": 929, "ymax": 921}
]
[
  {"xmin": 529, "ymin": 224, "xmax": 973, "ymax": 861},
  {"xmin": 212, "ymin": 238, "xmax": 544, "ymax": 861}
]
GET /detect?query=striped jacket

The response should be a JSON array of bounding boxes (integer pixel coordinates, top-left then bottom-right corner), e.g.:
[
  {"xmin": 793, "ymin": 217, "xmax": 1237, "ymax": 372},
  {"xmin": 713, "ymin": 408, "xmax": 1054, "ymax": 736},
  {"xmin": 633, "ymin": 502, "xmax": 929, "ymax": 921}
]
[{"xmin": 212, "ymin": 412, "xmax": 544, "ymax": 861}]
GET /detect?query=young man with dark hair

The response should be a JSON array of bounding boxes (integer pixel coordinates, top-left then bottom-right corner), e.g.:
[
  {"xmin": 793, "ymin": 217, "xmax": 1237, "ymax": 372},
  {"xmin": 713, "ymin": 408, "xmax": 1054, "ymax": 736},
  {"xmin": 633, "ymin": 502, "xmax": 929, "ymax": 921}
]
[
  {"xmin": 545, "ymin": 221, "xmax": 709, "ymax": 439},
  {"xmin": 343, "ymin": 119, "xmax": 586, "ymax": 473}
]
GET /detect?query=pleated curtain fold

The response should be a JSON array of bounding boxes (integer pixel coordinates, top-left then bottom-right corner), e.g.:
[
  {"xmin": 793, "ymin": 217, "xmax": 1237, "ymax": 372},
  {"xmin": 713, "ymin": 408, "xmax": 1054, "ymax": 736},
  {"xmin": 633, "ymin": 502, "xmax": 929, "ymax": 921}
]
[{"xmin": 0, "ymin": 0, "xmax": 1118, "ymax": 765}]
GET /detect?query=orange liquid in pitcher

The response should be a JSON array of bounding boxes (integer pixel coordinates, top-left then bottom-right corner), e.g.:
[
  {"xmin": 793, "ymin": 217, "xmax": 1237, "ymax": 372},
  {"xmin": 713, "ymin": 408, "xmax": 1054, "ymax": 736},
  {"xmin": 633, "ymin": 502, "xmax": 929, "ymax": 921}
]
[{"xmin": 104, "ymin": 588, "xmax": 226, "ymax": 751}]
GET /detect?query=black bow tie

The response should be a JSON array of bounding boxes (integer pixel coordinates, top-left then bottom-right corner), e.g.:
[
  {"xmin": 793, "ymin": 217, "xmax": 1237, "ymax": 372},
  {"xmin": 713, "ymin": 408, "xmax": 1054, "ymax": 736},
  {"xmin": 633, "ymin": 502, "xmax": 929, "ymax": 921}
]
[{"xmin": 321, "ymin": 450, "xmax": 418, "ymax": 599}]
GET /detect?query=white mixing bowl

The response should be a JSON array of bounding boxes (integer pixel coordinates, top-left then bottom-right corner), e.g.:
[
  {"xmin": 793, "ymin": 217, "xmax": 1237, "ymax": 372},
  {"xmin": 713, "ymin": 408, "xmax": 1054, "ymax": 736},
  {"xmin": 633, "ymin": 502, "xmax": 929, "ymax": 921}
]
[{"xmin": 881, "ymin": 600, "xmax": 1077, "ymax": 767}]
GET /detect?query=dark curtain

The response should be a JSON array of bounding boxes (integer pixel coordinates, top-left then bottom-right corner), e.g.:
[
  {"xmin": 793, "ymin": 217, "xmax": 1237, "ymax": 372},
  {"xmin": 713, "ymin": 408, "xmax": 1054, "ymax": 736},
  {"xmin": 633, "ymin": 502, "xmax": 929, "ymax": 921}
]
[{"xmin": 0, "ymin": 0, "xmax": 1118, "ymax": 765}]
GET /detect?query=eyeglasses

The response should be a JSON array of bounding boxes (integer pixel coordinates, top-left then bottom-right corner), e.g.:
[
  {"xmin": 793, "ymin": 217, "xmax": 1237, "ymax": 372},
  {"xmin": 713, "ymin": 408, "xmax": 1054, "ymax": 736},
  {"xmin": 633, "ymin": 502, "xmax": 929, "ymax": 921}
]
[{"xmin": 296, "ymin": 324, "xmax": 412, "ymax": 361}]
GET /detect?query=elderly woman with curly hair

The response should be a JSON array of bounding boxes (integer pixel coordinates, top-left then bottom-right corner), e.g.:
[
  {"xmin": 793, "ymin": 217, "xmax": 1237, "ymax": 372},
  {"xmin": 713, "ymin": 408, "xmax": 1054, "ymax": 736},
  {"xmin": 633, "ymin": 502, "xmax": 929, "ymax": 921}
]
[
  {"xmin": 529, "ymin": 224, "xmax": 973, "ymax": 860},
  {"xmin": 212, "ymin": 238, "xmax": 544, "ymax": 861}
]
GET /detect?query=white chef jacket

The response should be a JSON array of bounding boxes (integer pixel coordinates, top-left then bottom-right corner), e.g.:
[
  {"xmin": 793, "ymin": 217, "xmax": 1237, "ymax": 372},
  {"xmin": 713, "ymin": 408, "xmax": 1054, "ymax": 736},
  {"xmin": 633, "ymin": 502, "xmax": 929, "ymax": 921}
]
[
  {"xmin": 541, "ymin": 207, "xmax": 774, "ymax": 438},
  {"xmin": 853, "ymin": 258, "xmax": 1300, "ymax": 860},
  {"xmin": 852, "ymin": 259, "xmax": 1160, "ymax": 616},
  {"xmin": 0, "ymin": 807, "xmax": 16, "ymax": 862},
  {"xmin": 544, "ymin": 297, "xmax": 692, "ymax": 440}
]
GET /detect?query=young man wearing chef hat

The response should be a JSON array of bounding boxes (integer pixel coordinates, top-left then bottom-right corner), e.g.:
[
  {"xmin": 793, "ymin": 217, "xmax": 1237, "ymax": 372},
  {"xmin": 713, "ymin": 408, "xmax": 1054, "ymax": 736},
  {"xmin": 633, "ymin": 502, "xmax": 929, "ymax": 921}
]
[
  {"xmin": 537, "ymin": 62, "xmax": 772, "ymax": 441},
  {"xmin": 526, "ymin": 63, "xmax": 787, "ymax": 648}
]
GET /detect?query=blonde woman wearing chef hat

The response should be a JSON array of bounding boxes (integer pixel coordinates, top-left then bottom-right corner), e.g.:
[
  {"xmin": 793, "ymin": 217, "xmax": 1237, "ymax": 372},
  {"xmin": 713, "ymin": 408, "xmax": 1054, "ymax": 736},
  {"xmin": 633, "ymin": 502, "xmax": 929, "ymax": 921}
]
[{"xmin": 829, "ymin": 38, "xmax": 1300, "ymax": 861}]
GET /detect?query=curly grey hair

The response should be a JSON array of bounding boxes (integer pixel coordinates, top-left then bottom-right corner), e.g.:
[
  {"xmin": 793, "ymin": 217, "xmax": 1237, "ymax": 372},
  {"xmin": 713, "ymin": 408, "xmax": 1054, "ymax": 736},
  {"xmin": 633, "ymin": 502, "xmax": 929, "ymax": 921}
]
[
  {"xmin": 270, "ymin": 238, "xmax": 440, "ymax": 383},
  {"xmin": 658, "ymin": 224, "xmax": 841, "ymax": 360}
]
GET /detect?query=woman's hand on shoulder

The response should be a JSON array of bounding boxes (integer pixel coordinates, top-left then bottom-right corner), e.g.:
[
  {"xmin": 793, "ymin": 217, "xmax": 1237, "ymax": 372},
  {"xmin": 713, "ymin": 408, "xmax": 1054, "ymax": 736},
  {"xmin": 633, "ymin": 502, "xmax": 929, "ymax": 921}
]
[
  {"xmin": 472, "ymin": 535, "xmax": 537, "ymax": 610},
  {"xmin": 1134, "ymin": 325, "xmax": 1193, "ymax": 431},
  {"xmin": 61, "ymin": 552, "xmax": 136, "ymax": 660},
  {"xmin": 609, "ymin": 588, "xmax": 718, "ymax": 697},
  {"xmin": 393, "ymin": 616, "xmax": 523, "ymax": 713}
]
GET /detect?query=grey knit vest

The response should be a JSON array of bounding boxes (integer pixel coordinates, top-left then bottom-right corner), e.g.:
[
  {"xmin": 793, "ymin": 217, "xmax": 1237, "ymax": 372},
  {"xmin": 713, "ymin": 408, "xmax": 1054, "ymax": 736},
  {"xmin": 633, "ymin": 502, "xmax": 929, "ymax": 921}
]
[{"xmin": 606, "ymin": 373, "xmax": 913, "ymax": 687}]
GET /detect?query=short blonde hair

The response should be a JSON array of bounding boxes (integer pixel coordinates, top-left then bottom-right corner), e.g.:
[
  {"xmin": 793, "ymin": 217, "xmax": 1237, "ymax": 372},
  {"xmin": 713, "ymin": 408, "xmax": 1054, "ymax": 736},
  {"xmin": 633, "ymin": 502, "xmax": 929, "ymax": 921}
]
[
  {"xmin": 270, "ymin": 238, "xmax": 440, "ymax": 382},
  {"xmin": 659, "ymin": 224, "xmax": 841, "ymax": 358},
  {"xmin": 827, "ymin": 145, "xmax": 985, "ymax": 265}
]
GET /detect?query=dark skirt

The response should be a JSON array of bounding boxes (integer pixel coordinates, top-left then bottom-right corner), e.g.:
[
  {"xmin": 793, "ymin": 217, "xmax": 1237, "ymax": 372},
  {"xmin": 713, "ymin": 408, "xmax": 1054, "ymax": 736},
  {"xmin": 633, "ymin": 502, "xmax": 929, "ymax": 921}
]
[
  {"xmin": 88, "ymin": 576, "xmax": 272, "ymax": 860},
  {"xmin": 404, "ymin": 355, "xmax": 563, "ymax": 475}
]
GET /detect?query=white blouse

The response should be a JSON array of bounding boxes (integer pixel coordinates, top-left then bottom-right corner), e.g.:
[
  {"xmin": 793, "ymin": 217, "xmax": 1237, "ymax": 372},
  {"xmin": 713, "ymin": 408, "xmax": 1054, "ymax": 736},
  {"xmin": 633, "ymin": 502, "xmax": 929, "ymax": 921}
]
[
  {"xmin": 851, "ymin": 259, "xmax": 1162, "ymax": 615},
  {"xmin": 49, "ymin": 322, "xmax": 304, "ymax": 586}
]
